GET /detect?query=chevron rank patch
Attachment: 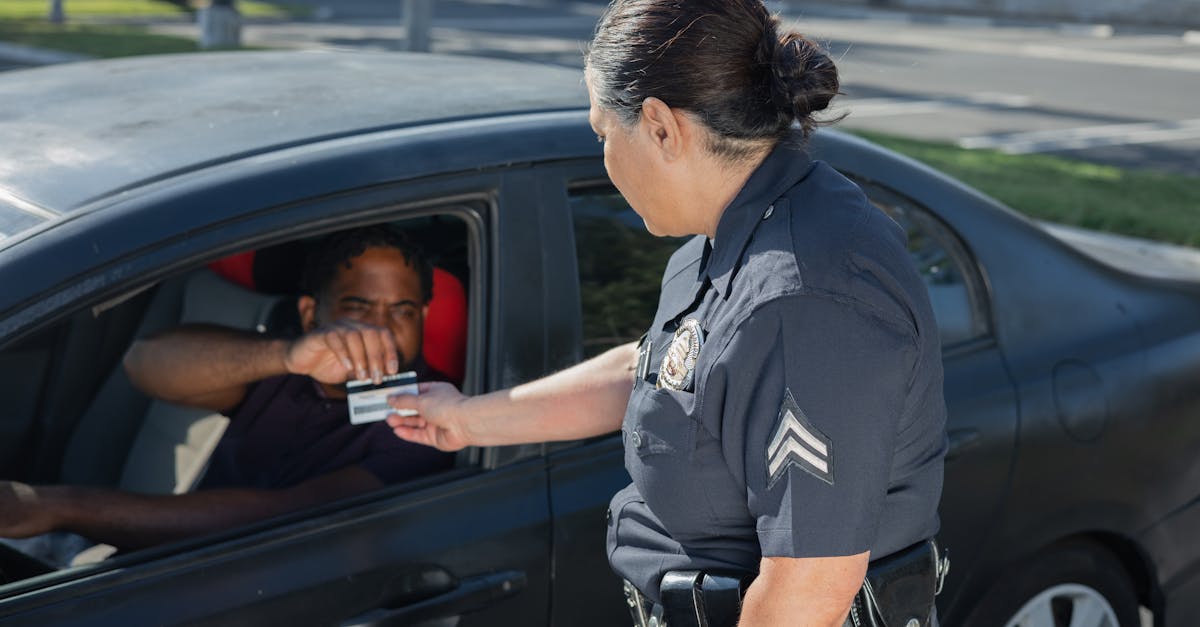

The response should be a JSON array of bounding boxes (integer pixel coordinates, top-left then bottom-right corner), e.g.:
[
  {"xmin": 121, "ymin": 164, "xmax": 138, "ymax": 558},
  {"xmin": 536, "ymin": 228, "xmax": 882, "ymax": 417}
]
[{"xmin": 767, "ymin": 390, "xmax": 834, "ymax": 487}]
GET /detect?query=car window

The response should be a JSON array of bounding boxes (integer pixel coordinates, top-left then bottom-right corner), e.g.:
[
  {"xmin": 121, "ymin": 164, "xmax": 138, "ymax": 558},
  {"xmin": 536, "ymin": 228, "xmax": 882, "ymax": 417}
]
[
  {"xmin": 570, "ymin": 183, "xmax": 988, "ymax": 354},
  {"xmin": 569, "ymin": 186, "xmax": 687, "ymax": 358},
  {"xmin": 0, "ymin": 211, "xmax": 476, "ymax": 587},
  {"xmin": 867, "ymin": 194, "xmax": 990, "ymax": 348}
]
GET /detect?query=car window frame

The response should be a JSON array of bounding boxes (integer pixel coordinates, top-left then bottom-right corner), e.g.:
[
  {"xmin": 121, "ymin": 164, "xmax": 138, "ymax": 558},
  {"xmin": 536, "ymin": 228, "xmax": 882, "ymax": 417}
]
[{"xmin": 0, "ymin": 183, "xmax": 505, "ymax": 598}]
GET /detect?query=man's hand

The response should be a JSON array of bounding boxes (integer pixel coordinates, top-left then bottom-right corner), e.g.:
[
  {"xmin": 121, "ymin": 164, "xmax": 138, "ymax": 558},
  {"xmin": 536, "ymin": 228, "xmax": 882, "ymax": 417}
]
[
  {"xmin": 0, "ymin": 481, "xmax": 57, "ymax": 539},
  {"xmin": 285, "ymin": 321, "xmax": 400, "ymax": 385},
  {"xmin": 386, "ymin": 382, "xmax": 472, "ymax": 452}
]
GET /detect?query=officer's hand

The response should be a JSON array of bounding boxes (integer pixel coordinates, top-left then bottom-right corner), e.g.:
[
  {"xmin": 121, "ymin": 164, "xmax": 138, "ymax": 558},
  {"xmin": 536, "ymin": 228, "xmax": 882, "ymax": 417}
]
[
  {"xmin": 386, "ymin": 382, "xmax": 472, "ymax": 452},
  {"xmin": 0, "ymin": 481, "xmax": 54, "ymax": 539},
  {"xmin": 284, "ymin": 321, "xmax": 400, "ymax": 385}
]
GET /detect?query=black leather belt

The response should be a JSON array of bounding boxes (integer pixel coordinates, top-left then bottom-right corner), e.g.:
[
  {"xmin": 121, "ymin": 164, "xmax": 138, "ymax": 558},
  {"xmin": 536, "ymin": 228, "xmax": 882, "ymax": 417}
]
[{"xmin": 623, "ymin": 539, "xmax": 947, "ymax": 627}]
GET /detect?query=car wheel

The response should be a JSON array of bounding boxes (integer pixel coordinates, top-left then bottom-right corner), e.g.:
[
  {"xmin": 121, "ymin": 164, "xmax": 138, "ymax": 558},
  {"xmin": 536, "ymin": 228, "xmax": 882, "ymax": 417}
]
[{"xmin": 966, "ymin": 542, "xmax": 1140, "ymax": 627}]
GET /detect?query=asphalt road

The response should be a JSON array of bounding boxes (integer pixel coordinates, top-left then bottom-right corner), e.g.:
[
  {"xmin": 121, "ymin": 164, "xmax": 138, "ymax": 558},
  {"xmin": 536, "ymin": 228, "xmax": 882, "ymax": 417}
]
[
  {"xmin": 250, "ymin": 0, "xmax": 1200, "ymax": 175},
  {"xmin": 3, "ymin": 0, "xmax": 1198, "ymax": 174}
]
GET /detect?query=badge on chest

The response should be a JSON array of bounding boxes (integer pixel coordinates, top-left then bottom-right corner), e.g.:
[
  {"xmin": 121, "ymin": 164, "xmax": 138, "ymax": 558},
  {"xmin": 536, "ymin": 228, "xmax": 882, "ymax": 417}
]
[{"xmin": 658, "ymin": 317, "xmax": 704, "ymax": 392}]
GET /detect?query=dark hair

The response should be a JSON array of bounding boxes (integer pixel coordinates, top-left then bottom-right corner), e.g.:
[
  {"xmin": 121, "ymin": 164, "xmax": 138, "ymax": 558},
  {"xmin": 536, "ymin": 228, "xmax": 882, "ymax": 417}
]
[
  {"xmin": 586, "ymin": 0, "xmax": 840, "ymax": 159},
  {"xmin": 301, "ymin": 225, "xmax": 433, "ymax": 303}
]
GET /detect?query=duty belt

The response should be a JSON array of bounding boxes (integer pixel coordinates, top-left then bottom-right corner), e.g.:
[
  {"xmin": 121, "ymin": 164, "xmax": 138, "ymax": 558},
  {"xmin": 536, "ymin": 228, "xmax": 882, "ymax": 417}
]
[{"xmin": 624, "ymin": 539, "xmax": 948, "ymax": 627}]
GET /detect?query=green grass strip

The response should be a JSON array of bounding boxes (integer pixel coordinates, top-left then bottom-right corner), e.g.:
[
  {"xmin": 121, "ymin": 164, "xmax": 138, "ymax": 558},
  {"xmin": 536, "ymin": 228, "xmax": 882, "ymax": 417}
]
[
  {"xmin": 0, "ymin": 21, "xmax": 197, "ymax": 57},
  {"xmin": 0, "ymin": 0, "xmax": 305, "ymax": 20},
  {"xmin": 851, "ymin": 129, "xmax": 1200, "ymax": 247},
  {"xmin": 0, "ymin": 0, "xmax": 185, "ymax": 19}
]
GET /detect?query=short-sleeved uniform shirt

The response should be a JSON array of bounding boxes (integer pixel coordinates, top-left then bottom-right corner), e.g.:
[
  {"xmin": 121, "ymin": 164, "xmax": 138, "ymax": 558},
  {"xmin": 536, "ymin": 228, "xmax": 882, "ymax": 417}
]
[
  {"xmin": 199, "ymin": 365, "xmax": 455, "ymax": 490},
  {"xmin": 607, "ymin": 141, "xmax": 947, "ymax": 601}
]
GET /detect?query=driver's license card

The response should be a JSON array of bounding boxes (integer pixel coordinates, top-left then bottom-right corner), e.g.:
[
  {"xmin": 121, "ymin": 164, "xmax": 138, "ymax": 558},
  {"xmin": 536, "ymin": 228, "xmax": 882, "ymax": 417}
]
[{"xmin": 346, "ymin": 371, "xmax": 418, "ymax": 425}]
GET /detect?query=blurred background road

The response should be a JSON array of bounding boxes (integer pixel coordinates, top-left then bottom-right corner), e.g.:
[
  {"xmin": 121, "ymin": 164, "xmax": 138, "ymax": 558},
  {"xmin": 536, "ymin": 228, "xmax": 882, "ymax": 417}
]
[{"xmin": 110, "ymin": 0, "xmax": 1200, "ymax": 175}]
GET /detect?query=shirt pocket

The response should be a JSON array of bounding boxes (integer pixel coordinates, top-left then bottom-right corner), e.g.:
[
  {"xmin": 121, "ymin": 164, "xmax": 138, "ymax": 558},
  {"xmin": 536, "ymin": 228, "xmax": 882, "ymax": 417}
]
[{"xmin": 629, "ymin": 386, "xmax": 697, "ymax": 459}]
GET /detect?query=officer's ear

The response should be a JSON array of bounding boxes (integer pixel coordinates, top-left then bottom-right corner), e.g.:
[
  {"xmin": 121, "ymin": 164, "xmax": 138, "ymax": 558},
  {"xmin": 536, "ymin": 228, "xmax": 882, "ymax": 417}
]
[{"xmin": 639, "ymin": 97, "xmax": 689, "ymax": 163}]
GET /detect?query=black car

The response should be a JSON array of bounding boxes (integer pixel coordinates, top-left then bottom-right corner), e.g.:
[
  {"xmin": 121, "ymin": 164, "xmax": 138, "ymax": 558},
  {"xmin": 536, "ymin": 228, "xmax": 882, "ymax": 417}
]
[{"xmin": 1, "ymin": 51, "xmax": 1198, "ymax": 627}]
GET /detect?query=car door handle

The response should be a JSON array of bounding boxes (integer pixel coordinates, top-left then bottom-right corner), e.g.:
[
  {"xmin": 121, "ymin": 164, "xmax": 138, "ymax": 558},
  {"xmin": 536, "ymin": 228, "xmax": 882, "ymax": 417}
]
[
  {"xmin": 946, "ymin": 428, "xmax": 981, "ymax": 461},
  {"xmin": 342, "ymin": 570, "xmax": 527, "ymax": 627}
]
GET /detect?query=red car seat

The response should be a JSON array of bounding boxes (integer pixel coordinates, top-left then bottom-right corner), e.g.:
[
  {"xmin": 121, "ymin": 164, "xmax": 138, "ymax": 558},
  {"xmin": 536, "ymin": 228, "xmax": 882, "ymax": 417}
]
[{"xmin": 208, "ymin": 251, "xmax": 467, "ymax": 385}]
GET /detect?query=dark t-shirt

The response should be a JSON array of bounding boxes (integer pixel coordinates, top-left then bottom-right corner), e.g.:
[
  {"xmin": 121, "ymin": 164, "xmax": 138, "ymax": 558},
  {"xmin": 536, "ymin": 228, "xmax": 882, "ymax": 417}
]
[{"xmin": 198, "ymin": 369, "xmax": 454, "ymax": 490}]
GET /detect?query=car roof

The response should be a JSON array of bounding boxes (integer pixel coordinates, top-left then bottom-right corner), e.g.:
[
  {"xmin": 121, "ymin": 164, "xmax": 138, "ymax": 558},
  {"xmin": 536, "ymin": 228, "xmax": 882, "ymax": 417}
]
[{"xmin": 0, "ymin": 50, "xmax": 589, "ymax": 222}]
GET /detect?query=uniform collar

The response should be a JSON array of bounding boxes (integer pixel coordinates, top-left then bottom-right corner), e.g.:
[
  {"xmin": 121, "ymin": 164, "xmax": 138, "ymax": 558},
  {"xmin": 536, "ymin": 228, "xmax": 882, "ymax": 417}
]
[{"xmin": 702, "ymin": 140, "xmax": 816, "ymax": 299}]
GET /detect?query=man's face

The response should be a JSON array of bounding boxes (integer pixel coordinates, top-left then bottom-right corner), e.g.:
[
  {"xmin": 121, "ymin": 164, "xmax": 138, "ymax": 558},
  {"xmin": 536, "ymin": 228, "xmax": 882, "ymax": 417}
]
[{"xmin": 306, "ymin": 246, "xmax": 428, "ymax": 370}]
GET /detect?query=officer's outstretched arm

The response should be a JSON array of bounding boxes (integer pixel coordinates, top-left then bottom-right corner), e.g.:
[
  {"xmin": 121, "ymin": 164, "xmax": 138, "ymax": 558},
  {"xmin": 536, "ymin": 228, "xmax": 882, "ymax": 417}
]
[
  {"xmin": 387, "ymin": 342, "xmax": 637, "ymax": 451},
  {"xmin": 739, "ymin": 552, "xmax": 869, "ymax": 627}
]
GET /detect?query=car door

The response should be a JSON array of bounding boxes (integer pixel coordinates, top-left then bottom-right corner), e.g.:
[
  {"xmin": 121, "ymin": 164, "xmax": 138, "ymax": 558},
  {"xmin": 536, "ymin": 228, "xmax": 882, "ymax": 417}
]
[{"xmin": 0, "ymin": 170, "xmax": 559, "ymax": 626}]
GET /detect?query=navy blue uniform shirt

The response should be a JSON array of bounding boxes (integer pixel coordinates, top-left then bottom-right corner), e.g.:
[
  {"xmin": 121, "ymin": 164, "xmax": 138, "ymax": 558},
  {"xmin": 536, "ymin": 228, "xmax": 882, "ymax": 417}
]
[{"xmin": 607, "ymin": 140, "xmax": 948, "ymax": 602}]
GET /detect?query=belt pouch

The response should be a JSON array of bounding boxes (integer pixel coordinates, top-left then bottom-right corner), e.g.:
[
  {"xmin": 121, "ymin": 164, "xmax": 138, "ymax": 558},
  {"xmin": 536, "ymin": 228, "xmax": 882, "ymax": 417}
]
[{"xmin": 855, "ymin": 540, "xmax": 938, "ymax": 627}]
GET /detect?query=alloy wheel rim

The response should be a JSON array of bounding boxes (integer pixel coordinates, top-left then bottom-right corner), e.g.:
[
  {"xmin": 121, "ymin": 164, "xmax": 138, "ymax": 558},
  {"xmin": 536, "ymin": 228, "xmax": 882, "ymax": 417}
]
[{"xmin": 1004, "ymin": 583, "xmax": 1119, "ymax": 627}]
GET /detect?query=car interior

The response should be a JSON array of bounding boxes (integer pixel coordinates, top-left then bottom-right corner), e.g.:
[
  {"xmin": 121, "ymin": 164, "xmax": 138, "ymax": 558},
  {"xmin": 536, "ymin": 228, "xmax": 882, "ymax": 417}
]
[{"xmin": 0, "ymin": 214, "xmax": 473, "ymax": 583}]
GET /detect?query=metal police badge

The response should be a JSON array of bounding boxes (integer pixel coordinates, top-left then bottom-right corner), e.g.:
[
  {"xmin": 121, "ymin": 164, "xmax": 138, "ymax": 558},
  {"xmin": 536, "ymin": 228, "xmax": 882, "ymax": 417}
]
[{"xmin": 658, "ymin": 318, "xmax": 704, "ymax": 391}]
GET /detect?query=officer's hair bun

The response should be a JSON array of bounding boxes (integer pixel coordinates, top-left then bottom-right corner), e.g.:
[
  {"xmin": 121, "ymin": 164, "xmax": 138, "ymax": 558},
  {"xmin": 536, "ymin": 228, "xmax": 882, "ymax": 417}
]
[
  {"xmin": 756, "ymin": 19, "xmax": 842, "ymax": 138},
  {"xmin": 586, "ymin": 0, "xmax": 844, "ymax": 158}
]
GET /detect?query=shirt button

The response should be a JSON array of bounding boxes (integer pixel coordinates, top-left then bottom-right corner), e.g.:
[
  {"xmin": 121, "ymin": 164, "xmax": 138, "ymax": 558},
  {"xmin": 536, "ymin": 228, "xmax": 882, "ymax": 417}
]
[
  {"xmin": 630, "ymin": 431, "xmax": 643, "ymax": 448},
  {"xmin": 606, "ymin": 508, "xmax": 613, "ymax": 526},
  {"xmin": 762, "ymin": 204, "xmax": 775, "ymax": 220}
]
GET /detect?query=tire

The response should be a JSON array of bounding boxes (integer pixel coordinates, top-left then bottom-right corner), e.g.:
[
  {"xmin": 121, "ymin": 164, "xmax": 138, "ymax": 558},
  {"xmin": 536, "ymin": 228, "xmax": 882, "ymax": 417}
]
[{"xmin": 964, "ymin": 541, "xmax": 1141, "ymax": 627}]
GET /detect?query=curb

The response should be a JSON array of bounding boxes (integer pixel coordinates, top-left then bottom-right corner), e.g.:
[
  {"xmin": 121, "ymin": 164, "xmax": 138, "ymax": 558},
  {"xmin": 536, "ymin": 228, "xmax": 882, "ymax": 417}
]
[{"xmin": 0, "ymin": 42, "xmax": 91, "ymax": 66}]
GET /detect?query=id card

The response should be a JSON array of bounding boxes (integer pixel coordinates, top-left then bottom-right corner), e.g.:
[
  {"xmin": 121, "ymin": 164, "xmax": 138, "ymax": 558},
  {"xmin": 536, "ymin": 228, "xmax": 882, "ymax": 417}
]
[{"xmin": 346, "ymin": 371, "xmax": 418, "ymax": 425}]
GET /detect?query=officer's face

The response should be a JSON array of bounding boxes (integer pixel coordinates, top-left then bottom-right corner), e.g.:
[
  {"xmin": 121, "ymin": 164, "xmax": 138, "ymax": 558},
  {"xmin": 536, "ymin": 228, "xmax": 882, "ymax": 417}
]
[{"xmin": 586, "ymin": 74, "xmax": 674, "ymax": 236}]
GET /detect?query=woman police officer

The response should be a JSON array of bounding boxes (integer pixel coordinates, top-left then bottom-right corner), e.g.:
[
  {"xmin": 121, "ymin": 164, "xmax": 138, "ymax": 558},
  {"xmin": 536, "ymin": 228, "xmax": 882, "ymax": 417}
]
[{"xmin": 386, "ymin": 0, "xmax": 947, "ymax": 625}]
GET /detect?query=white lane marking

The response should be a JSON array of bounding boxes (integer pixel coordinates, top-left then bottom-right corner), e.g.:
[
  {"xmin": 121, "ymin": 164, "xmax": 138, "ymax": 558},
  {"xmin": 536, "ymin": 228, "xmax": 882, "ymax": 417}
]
[
  {"xmin": 794, "ymin": 19, "xmax": 1200, "ymax": 72},
  {"xmin": 835, "ymin": 92, "xmax": 1032, "ymax": 118},
  {"xmin": 959, "ymin": 119, "xmax": 1200, "ymax": 154}
]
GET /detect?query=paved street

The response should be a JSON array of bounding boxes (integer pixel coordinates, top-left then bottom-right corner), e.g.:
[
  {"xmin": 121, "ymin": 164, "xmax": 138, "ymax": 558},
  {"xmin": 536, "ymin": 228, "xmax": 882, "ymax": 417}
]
[{"xmin": 2, "ymin": 0, "xmax": 1198, "ymax": 174}]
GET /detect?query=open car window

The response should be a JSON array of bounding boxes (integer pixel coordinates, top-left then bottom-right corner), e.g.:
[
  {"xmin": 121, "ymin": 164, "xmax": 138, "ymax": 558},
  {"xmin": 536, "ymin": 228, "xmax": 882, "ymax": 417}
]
[
  {"xmin": 0, "ymin": 211, "xmax": 476, "ymax": 585},
  {"xmin": 569, "ymin": 185, "xmax": 687, "ymax": 358}
]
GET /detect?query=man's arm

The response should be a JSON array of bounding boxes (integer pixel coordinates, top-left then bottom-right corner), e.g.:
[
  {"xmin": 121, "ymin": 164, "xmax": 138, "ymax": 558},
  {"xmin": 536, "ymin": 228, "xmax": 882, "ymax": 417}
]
[
  {"xmin": 738, "ymin": 553, "xmax": 869, "ymax": 627},
  {"xmin": 0, "ymin": 467, "xmax": 381, "ymax": 551},
  {"xmin": 387, "ymin": 342, "xmax": 638, "ymax": 450},
  {"xmin": 124, "ymin": 324, "xmax": 291, "ymax": 412},
  {"xmin": 124, "ymin": 322, "xmax": 401, "ymax": 412}
]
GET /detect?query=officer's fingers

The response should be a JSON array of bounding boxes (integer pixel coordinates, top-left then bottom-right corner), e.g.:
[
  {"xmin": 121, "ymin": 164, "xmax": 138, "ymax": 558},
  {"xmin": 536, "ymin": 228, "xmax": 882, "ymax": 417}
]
[
  {"xmin": 386, "ymin": 413, "xmax": 425, "ymax": 429},
  {"xmin": 390, "ymin": 423, "xmax": 437, "ymax": 448},
  {"xmin": 386, "ymin": 392, "xmax": 421, "ymax": 413}
]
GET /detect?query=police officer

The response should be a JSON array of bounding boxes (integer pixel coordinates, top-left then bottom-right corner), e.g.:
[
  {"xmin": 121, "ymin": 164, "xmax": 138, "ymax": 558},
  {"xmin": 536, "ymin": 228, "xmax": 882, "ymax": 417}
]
[{"xmin": 387, "ymin": 1, "xmax": 947, "ymax": 625}]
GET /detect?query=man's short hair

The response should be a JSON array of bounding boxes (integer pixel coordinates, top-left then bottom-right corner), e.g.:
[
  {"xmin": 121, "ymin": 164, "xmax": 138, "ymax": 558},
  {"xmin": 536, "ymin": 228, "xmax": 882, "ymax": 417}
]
[{"xmin": 300, "ymin": 226, "xmax": 433, "ymax": 303}]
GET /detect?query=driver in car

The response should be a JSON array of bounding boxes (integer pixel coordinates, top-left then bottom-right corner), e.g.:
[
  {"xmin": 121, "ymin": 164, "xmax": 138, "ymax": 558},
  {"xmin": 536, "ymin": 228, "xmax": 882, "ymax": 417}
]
[{"xmin": 0, "ymin": 226, "xmax": 454, "ymax": 563}]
